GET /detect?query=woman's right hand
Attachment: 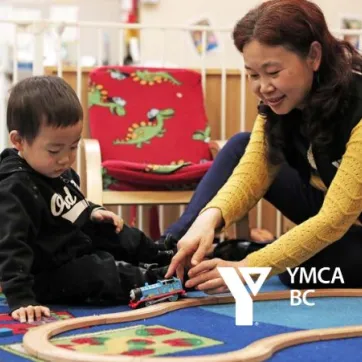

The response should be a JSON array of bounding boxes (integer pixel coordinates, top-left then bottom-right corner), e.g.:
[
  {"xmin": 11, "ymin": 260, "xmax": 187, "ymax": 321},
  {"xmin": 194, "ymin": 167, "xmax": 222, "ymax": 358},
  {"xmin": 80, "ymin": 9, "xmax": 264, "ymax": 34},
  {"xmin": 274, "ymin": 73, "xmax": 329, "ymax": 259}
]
[{"xmin": 165, "ymin": 208, "xmax": 222, "ymax": 281}]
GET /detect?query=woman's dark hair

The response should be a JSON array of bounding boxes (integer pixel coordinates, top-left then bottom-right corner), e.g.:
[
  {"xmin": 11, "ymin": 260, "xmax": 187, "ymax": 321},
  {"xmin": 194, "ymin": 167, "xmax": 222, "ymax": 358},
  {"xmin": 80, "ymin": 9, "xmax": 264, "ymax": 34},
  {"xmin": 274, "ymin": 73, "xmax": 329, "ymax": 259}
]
[
  {"xmin": 7, "ymin": 75, "xmax": 83, "ymax": 144},
  {"xmin": 233, "ymin": 0, "xmax": 362, "ymax": 164}
]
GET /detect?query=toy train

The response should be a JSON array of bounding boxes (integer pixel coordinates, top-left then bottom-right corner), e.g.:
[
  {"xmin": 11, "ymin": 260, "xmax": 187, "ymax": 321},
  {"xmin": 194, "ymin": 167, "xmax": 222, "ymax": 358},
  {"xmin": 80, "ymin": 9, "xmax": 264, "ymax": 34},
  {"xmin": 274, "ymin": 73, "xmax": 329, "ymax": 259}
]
[{"xmin": 129, "ymin": 277, "xmax": 186, "ymax": 309}]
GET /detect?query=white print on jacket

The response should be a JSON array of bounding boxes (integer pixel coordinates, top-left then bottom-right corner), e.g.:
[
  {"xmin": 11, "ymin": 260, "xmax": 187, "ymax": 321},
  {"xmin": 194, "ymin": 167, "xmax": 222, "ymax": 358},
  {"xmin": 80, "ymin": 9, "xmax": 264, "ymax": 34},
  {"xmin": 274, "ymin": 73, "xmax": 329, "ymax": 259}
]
[{"xmin": 50, "ymin": 186, "xmax": 89, "ymax": 223}]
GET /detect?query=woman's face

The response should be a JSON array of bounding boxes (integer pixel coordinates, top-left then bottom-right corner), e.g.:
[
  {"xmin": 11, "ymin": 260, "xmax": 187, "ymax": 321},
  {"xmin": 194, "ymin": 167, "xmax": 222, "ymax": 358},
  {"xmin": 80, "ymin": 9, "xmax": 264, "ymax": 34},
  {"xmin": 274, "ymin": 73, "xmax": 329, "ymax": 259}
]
[{"xmin": 243, "ymin": 40, "xmax": 321, "ymax": 114}]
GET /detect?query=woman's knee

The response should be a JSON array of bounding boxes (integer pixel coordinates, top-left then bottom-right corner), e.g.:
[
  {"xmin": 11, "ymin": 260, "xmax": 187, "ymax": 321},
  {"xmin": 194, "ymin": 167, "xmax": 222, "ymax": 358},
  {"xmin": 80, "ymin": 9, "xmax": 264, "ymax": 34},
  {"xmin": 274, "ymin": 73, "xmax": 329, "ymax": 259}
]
[{"xmin": 220, "ymin": 132, "xmax": 250, "ymax": 161}]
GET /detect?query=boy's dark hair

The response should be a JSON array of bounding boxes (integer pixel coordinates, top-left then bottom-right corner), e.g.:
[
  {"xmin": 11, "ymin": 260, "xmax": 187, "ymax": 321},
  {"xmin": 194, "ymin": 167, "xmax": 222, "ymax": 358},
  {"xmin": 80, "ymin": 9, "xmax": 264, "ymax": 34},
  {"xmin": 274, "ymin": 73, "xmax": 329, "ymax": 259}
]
[{"xmin": 7, "ymin": 75, "xmax": 83, "ymax": 144}]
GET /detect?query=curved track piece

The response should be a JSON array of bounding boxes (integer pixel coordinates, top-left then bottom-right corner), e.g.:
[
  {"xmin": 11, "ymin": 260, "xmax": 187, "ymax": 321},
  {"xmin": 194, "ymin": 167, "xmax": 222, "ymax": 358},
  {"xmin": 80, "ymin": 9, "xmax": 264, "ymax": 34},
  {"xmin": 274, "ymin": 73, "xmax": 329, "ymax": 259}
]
[{"xmin": 23, "ymin": 289, "xmax": 362, "ymax": 362}]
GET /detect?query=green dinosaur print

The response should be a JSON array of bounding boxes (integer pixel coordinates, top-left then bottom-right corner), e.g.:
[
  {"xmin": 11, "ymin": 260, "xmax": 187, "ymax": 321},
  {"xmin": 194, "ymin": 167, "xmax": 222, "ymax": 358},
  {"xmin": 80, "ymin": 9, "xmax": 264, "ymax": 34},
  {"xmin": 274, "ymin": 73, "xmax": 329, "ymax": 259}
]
[
  {"xmin": 102, "ymin": 167, "xmax": 118, "ymax": 190},
  {"xmin": 192, "ymin": 125, "xmax": 211, "ymax": 142},
  {"xmin": 108, "ymin": 68, "xmax": 181, "ymax": 86},
  {"xmin": 145, "ymin": 161, "xmax": 191, "ymax": 174},
  {"xmin": 113, "ymin": 108, "xmax": 175, "ymax": 148},
  {"xmin": 88, "ymin": 83, "xmax": 126, "ymax": 116}
]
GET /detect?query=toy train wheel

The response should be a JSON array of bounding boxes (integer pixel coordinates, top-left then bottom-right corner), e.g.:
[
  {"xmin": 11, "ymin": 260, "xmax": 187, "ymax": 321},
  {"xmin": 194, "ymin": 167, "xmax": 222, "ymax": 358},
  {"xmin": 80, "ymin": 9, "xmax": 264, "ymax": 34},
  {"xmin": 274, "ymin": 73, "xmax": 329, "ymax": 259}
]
[
  {"xmin": 136, "ymin": 302, "xmax": 145, "ymax": 309},
  {"xmin": 168, "ymin": 295, "xmax": 179, "ymax": 302}
]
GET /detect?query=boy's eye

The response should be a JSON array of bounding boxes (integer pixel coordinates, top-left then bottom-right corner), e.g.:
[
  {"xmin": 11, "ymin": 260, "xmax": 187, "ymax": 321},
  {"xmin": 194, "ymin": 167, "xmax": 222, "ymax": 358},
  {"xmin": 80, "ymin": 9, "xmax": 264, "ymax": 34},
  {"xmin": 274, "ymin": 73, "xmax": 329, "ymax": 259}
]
[
  {"xmin": 48, "ymin": 150, "xmax": 60, "ymax": 155},
  {"xmin": 71, "ymin": 144, "xmax": 79, "ymax": 150},
  {"xmin": 249, "ymin": 74, "xmax": 259, "ymax": 79}
]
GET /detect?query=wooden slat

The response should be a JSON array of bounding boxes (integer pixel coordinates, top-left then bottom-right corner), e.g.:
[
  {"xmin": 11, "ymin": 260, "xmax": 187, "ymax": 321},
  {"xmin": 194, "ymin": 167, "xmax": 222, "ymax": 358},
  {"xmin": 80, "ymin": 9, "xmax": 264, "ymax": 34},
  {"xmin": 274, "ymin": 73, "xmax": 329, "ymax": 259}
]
[{"xmin": 102, "ymin": 190, "xmax": 193, "ymax": 205}]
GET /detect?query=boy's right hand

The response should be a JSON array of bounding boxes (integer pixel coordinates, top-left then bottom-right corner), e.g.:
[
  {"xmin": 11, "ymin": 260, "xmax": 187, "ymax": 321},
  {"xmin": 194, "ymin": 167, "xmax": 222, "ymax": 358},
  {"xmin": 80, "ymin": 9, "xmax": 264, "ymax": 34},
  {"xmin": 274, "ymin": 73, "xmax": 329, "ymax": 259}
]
[
  {"xmin": 11, "ymin": 305, "xmax": 50, "ymax": 323},
  {"xmin": 91, "ymin": 209, "xmax": 124, "ymax": 233}
]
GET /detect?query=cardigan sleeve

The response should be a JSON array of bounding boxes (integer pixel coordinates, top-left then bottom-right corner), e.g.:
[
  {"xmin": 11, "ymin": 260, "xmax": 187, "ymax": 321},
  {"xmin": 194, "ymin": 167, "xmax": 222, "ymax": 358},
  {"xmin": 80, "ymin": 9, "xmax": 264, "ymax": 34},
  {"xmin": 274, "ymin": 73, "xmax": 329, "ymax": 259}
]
[
  {"xmin": 247, "ymin": 118, "xmax": 362, "ymax": 275},
  {"xmin": 202, "ymin": 115, "xmax": 282, "ymax": 227}
]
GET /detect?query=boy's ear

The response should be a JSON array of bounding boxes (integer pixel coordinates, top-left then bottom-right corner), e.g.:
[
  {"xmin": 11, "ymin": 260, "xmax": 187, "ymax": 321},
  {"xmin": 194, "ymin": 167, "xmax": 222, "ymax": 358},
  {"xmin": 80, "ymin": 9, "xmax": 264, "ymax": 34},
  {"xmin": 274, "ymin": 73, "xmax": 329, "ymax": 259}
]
[{"xmin": 9, "ymin": 130, "xmax": 24, "ymax": 151}]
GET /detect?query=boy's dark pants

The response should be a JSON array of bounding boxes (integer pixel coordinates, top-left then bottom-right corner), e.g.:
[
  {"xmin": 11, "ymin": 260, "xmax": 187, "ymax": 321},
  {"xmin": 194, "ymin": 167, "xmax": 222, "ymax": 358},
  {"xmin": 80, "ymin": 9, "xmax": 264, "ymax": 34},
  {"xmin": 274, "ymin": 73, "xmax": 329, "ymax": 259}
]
[
  {"xmin": 164, "ymin": 132, "xmax": 362, "ymax": 289},
  {"xmin": 33, "ymin": 225, "xmax": 170, "ymax": 305}
]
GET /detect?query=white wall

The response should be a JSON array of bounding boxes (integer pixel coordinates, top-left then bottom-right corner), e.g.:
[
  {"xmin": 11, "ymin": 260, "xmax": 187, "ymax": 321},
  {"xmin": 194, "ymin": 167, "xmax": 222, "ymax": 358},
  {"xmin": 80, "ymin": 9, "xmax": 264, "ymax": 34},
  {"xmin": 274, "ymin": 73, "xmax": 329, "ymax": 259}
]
[
  {"xmin": 139, "ymin": 0, "xmax": 259, "ymax": 68},
  {"xmin": 77, "ymin": 0, "xmax": 122, "ymax": 65},
  {"xmin": 140, "ymin": 0, "xmax": 362, "ymax": 30},
  {"xmin": 139, "ymin": 0, "xmax": 362, "ymax": 68},
  {"xmin": 44, "ymin": 0, "xmax": 123, "ymax": 65},
  {"xmin": 0, "ymin": 0, "xmax": 123, "ymax": 66},
  {"xmin": 2, "ymin": 0, "xmax": 361, "ymax": 69}
]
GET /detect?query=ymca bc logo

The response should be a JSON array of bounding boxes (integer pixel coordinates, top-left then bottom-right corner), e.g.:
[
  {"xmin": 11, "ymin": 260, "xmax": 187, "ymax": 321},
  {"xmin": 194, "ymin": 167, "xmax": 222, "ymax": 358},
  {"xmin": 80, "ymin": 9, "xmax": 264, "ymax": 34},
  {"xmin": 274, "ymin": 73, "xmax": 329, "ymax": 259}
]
[
  {"xmin": 218, "ymin": 266, "xmax": 344, "ymax": 326},
  {"xmin": 217, "ymin": 267, "xmax": 271, "ymax": 326}
]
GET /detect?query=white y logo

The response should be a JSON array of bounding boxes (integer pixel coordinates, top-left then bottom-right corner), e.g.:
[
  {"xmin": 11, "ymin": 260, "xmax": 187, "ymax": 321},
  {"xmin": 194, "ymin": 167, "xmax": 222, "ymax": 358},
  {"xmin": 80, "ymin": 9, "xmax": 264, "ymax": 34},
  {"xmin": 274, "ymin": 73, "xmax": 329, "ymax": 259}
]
[{"xmin": 217, "ymin": 267, "xmax": 271, "ymax": 326}]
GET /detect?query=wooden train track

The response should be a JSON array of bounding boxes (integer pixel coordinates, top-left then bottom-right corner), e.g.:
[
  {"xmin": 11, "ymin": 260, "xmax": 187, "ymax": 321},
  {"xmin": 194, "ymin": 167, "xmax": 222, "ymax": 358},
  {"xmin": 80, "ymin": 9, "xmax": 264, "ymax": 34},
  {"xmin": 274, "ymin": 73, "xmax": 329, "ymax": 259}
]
[{"xmin": 23, "ymin": 289, "xmax": 362, "ymax": 362}]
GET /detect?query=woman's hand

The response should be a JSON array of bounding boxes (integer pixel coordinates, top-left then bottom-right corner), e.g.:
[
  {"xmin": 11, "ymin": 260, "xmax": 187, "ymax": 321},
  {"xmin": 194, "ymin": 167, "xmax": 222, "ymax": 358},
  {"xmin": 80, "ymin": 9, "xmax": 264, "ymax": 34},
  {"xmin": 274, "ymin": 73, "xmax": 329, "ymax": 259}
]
[
  {"xmin": 186, "ymin": 258, "xmax": 248, "ymax": 294},
  {"xmin": 91, "ymin": 209, "xmax": 124, "ymax": 233},
  {"xmin": 165, "ymin": 208, "xmax": 222, "ymax": 281},
  {"xmin": 11, "ymin": 305, "xmax": 51, "ymax": 323}
]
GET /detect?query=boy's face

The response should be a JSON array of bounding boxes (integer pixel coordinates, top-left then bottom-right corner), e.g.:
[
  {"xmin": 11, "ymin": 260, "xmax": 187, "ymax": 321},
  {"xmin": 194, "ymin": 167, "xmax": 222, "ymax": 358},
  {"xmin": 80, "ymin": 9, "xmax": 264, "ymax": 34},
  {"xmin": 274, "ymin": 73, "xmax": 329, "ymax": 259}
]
[{"xmin": 16, "ymin": 121, "xmax": 83, "ymax": 178}]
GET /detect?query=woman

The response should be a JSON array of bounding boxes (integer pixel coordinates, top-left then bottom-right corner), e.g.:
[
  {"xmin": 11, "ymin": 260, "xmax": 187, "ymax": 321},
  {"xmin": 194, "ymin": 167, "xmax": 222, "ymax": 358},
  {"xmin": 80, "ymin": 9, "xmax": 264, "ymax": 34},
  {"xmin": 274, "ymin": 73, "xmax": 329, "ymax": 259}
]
[{"xmin": 165, "ymin": 0, "xmax": 362, "ymax": 293}]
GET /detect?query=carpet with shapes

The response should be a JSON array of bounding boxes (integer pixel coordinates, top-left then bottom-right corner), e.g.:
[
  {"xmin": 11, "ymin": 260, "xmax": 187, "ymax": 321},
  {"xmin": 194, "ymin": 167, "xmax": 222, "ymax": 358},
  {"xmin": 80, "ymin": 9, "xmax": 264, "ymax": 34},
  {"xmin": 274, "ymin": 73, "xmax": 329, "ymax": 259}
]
[{"xmin": 0, "ymin": 277, "xmax": 361, "ymax": 361}]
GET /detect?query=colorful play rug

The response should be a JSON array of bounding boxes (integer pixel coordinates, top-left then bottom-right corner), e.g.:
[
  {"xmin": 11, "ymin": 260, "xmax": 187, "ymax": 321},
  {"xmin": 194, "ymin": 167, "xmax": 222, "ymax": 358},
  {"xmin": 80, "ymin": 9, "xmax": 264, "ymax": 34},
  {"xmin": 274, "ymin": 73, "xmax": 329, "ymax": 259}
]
[
  {"xmin": 1, "ymin": 277, "xmax": 362, "ymax": 361},
  {"xmin": 4, "ymin": 324, "xmax": 222, "ymax": 360}
]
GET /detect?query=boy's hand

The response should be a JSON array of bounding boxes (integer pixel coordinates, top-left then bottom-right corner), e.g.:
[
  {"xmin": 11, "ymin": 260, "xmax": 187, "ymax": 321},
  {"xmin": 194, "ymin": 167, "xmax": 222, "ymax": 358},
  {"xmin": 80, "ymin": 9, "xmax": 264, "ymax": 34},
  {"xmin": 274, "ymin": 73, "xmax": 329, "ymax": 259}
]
[
  {"xmin": 11, "ymin": 305, "xmax": 50, "ymax": 323},
  {"xmin": 91, "ymin": 209, "xmax": 124, "ymax": 233}
]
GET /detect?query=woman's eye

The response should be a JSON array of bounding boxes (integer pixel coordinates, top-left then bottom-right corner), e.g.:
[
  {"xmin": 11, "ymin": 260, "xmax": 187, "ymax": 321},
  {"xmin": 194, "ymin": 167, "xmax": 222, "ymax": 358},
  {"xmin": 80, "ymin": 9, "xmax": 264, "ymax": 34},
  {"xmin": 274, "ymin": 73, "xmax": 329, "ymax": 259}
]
[
  {"xmin": 268, "ymin": 71, "xmax": 280, "ymax": 76},
  {"xmin": 249, "ymin": 74, "xmax": 259, "ymax": 79}
]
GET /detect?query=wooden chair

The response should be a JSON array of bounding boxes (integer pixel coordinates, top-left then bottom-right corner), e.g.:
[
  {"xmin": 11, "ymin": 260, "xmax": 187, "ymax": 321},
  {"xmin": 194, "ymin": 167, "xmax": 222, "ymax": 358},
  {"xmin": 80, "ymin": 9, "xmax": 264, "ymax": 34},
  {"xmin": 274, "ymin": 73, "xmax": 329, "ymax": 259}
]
[{"xmin": 80, "ymin": 65, "xmax": 249, "ymax": 239}]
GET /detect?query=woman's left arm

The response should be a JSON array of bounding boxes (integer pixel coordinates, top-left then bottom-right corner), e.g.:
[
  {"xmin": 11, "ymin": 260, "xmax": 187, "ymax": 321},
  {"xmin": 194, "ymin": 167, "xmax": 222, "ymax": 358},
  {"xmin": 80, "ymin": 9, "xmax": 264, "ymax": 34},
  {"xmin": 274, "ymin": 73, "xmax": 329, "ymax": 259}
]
[{"xmin": 246, "ymin": 119, "xmax": 362, "ymax": 276}]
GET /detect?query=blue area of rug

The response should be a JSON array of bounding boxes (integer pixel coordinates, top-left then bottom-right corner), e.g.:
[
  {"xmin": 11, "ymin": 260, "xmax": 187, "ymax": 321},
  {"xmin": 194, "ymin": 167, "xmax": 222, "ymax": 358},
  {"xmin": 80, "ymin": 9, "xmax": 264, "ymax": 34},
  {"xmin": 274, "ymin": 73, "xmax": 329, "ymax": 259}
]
[
  {"xmin": 0, "ymin": 276, "xmax": 360, "ymax": 361},
  {"xmin": 201, "ymin": 297, "xmax": 362, "ymax": 329}
]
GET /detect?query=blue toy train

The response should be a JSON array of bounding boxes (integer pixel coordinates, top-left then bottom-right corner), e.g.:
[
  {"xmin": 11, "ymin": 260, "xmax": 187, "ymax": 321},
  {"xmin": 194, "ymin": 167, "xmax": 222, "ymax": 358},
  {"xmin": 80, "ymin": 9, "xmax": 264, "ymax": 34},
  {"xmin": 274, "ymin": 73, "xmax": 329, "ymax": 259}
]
[{"xmin": 129, "ymin": 277, "xmax": 186, "ymax": 308}]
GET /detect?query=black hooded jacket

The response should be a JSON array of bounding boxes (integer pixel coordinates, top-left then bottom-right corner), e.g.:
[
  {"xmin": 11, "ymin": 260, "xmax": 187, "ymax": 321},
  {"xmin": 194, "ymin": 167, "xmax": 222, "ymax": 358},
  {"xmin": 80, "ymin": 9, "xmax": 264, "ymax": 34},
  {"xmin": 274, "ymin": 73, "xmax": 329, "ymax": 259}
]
[{"xmin": 0, "ymin": 148, "xmax": 103, "ymax": 311}]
